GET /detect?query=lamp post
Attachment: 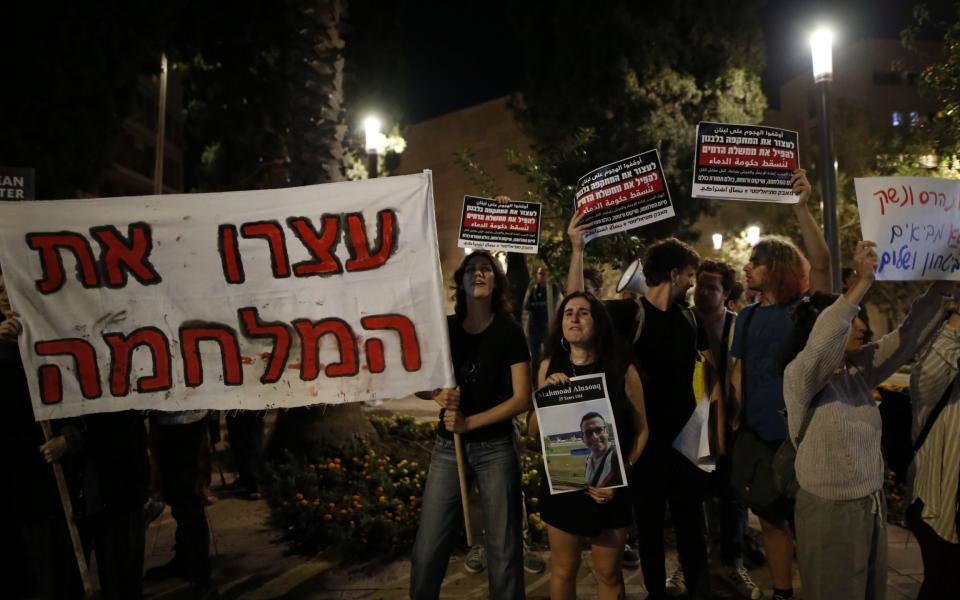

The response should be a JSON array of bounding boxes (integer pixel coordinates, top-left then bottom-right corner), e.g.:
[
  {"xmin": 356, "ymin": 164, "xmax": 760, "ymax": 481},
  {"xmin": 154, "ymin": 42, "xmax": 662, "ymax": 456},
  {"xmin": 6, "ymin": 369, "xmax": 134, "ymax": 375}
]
[
  {"xmin": 364, "ymin": 116, "xmax": 382, "ymax": 179},
  {"xmin": 810, "ymin": 28, "xmax": 842, "ymax": 292}
]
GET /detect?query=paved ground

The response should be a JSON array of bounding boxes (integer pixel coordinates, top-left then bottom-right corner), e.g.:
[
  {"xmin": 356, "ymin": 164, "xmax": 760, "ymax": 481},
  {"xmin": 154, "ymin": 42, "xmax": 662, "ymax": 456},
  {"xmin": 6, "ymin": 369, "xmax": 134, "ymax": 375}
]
[
  {"xmin": 142, "ymin": 491, "xmax": 925, "ymax": 599},
  {"xmin": 138, "ymin": 401, "xmax": 926, "ymax": 600}
]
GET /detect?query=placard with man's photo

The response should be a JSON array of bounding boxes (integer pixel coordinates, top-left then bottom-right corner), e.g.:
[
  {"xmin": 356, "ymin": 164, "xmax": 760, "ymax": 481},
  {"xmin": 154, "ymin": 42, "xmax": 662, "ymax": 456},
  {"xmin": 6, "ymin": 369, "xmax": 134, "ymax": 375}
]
[{"xmin": 533, "ymin": 373, "xmax": 628, "ymax": 495}]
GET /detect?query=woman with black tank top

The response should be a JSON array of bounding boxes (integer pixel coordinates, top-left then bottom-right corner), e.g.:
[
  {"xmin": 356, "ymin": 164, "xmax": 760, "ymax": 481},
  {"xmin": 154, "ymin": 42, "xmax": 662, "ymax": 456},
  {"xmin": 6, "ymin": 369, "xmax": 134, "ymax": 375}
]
[
  {"xmin": 529, "ymin": 291, "xmax": 649, "ymax": 600},
  {"xmin": 410, "ymin": 250, "xmax": 531, "ymax": 600}
]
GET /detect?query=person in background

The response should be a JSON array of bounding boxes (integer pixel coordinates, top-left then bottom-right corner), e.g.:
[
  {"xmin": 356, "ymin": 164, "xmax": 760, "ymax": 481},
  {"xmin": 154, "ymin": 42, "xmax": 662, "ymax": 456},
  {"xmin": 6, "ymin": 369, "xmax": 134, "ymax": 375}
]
[
  {"xmin": 694, "ymin": 260, "xmax": 760, "ymax": 599},
  {"xmin": 530, "ymin": 291, "xmax": 648, "ymax": 600},
  {"xmin": 523, "ymin": 266, "xmax": 562, "ymax": 370},
  {"xmin": 584, "ymin": 266, "xmax": 604, "ymax": 298},
  {"xmin": 783, "ymin": 241, "xmax": 952, "ymax": 600},
  {"xmin": 908, "ymin": 311, "xmax": 960, "ymax": 599},
  {"xmin": 410, "ymin": 250, "xmax": 531, "ymax": 600}
]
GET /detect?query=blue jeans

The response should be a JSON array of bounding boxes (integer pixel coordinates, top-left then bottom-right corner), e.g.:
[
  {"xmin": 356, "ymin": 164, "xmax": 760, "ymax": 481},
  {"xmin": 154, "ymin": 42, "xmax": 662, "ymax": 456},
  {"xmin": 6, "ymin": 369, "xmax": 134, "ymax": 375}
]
[{"xmin": 410, "ymin": 435, "xmax": 525, "ymax": 600}]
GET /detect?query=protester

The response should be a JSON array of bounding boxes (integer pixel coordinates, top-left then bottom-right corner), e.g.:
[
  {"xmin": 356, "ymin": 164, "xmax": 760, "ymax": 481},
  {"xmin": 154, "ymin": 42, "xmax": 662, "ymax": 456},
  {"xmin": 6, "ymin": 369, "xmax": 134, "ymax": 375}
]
[
  {"xmin": 729, "ymin": 169, "xmax": 830, "ymax": 600},
  {"xmin": 782, "ymin": 241, "xmax": 951, "ymax": 600},
  {"xmin": 145, "ymin": 410, "xmax": 218, "ymax": 599},
  {"xmin": 410, "ymin": 250, "xmax": 531, "ymax": 600},
  {"xmin": 529, "ymin": 291, "xmax": 648, "ymax": 600},
  {"xmin": 584, "ymin": 266, "xmax": 604, "ymax": 298},
  {"xmin": 725, "ymin": 280, "xmax": 747, "ymax": 313},
  {"xmin": 908, "ymin": 311, "xmax": 960, "ymax": 600},
  {"xmin": 40, "ymin": 412, "xmax": 150, "ymax": 600},
  {"xmin": 567, "ymin": 224, "xmax": 715, "ymax": 600},
  {"xmin": 693, "ymin": 259, "xmax": 761, "ymax": 599},
  {"xmin": 523, "ymin": 266, "xmax": 562, "ymax": 369},
  {"xmin": 225, "ymin": 410, "xmax": 265, "ymax": 499}
]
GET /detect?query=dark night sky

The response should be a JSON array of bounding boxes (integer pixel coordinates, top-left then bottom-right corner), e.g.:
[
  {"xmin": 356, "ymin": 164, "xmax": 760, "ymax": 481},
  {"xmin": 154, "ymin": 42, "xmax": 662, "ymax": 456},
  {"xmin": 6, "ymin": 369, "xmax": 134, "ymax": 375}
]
[{"xmin": 382, "ymin": 0, "xmax": 934, "ymax": 123}]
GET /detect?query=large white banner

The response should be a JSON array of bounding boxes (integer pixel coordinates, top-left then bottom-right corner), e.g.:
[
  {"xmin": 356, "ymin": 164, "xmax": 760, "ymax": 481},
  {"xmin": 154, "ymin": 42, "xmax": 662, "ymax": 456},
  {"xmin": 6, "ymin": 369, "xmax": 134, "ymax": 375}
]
[
  {"xmin": 0, "ymin": 172, "xmax": 454, "ymax": 420},
  {"xmin": 855, "ymin": 176, "xmax": 960, "ymax": 281}
]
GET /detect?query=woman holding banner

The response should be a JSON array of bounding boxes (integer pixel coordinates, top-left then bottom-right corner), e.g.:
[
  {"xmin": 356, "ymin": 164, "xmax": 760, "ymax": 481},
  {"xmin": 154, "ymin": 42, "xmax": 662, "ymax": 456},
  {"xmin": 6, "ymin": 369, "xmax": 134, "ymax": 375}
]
[
  {"xmin": 529, "ymin": 291, "xmax": 649, "ymax": 600},
  {"xmin": 410, "ymin": 249, "xmax": 531, "ymax": 600}
]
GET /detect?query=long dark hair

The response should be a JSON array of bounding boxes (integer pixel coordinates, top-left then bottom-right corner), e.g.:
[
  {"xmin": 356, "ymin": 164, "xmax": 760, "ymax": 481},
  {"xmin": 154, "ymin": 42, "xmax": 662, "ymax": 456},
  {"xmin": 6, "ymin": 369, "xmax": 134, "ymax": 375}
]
[
  {"xmin": 544, "ymin": 292, "xmax": 629, "ymax": 378},
  {"xmin": 451, "ymin": 250, "xmax": 513, "ymax": 320}
]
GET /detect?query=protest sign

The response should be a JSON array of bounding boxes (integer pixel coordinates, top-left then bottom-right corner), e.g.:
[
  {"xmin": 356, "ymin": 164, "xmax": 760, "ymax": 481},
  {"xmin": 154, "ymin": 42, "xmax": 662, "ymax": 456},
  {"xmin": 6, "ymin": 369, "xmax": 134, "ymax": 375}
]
[
  {"xmin": 0, "ymin": 166, "xmax": 35, "ymax": 201},
  {"xmin": 855, "ymin": 176, "xmax": 960, "ymax": 281},
  {"xmin": 0, "ymin": 172, "xmax": 455, "ymax": 420},
  {"xmin": 691, "ymin": 122, "xmax": 799, "ymax": 203},
  {"xmin": 575, "ymin": 150, "xmax": 674, "ymax": 244},
  {"xmin": 533, "ymin": 373, "xmax": 628, "ymax": 494},
  {"xmin": 457, "ymin": 195, "xmax": 541, "ymax": 254}
]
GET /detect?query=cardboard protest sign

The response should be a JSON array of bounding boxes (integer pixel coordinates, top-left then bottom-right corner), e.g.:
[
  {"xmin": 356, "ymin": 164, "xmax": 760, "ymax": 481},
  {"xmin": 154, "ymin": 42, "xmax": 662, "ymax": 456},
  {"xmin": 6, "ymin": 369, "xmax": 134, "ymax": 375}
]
[
  {"xmin": 534, "ymin": 373, "xmax": 628, "ymax": 495},
  {"xmin": 575, "ymin": 150, "xmax": 674, "ymax": 243},
  {"xmin": 0, "ymin": 172, "xmax": 455, "ymax": 420},
  {"xmin": 457, "ymin": 195, "xmax": 541, "ymax": 254},
  {"xmin": 855, "ymin": 176, "xmax": 960, "ymax": 281},
  {"xmin": 691, "ymin": 122, "xmax": 799, "ymax": 203}
]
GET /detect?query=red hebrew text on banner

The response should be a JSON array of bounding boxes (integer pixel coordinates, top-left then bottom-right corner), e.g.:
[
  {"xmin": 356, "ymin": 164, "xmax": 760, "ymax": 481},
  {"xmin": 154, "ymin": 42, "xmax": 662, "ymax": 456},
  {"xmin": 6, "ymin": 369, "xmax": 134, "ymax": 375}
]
[{"xmin": 0, "ymin": 173, "xmax": 454, "ymax": 420}]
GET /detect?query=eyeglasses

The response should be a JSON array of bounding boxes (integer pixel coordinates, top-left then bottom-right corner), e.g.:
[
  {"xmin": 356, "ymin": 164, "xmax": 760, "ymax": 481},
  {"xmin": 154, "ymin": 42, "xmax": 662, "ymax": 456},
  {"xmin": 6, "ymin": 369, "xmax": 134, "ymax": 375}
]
[{"xmin": 583, "ymin": 426, "xmax": 605, "ymax": 438}]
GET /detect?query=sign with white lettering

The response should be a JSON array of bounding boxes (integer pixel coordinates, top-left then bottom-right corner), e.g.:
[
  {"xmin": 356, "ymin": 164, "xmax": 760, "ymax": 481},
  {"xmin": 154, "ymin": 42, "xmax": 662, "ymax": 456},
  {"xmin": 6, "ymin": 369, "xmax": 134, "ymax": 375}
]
[
  {"xmin": 534, "ymin": 373, "xmax": 628, "ymax": 495},
  {"xmin": 691, "ymin": 122, "xmax": 799, "ymax": 203},
  {"xmin": 575, "ymin": 150, "xmax": 674, "ymax": 244},
  {"xmin": 0, "ymin": 166, "xmax": 35, "ymax": 201},
  {"xmin": 0, "ymin": 172, "xmax": 455, "ymax": 419},
  {"xmin": 457, "ymin": 196, "xmax": 541, "ymax": 254},
  {"xmin": 856, "ymin": 176, "xmax": 960, "ymax": 281}
]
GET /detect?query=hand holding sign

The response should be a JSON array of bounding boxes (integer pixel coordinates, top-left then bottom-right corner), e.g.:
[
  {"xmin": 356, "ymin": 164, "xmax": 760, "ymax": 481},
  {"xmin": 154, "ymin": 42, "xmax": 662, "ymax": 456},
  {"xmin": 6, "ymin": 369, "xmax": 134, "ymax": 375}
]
[
  {"xmin": 851, "ymin": 241, "xmax": 879, "ymax": 284},
  {"xmin": 567, "ymin": 211, "xmax": 589, "ymax": 252}
]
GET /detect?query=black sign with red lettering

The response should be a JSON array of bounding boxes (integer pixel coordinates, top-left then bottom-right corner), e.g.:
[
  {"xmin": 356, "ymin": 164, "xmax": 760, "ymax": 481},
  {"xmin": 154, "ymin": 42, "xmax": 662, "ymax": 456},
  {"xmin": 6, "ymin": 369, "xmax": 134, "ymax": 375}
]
[
  {"xmin": 457, "ymin": 196, "xmax": 541, "ymax": 254},
  {"xmin": 691, "ymin": 122, "xmax": 800, "ymax": 203},
  {"xmin": 574, "ymin": 150, "xmax": 674, "ymax": 243}
]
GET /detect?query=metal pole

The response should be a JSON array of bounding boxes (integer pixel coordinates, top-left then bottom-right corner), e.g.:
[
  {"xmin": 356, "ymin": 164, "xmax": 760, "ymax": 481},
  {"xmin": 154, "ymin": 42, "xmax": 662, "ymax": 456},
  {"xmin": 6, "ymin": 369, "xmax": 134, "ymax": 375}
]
[
  {"xmin": 153, "ymin": 53, "xmax": 169, "ymax": 195},
  {"xmin": 367, "ymin": 150, "xmax": 378, "ymax": 179},
  {"xmin": 816, "ymin": 80, "xmax": 842, "ymax": 292}
]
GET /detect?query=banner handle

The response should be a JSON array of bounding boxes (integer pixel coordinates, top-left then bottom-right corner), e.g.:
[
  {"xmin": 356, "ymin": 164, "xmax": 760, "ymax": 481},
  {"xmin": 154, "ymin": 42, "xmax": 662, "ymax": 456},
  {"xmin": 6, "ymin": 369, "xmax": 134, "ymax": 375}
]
[
  {"xmin": 453, "ymin": 433, "xmax": 473, "ymax": 547},
  {"xmin": 40, "ymin": 420, "xmax": 96, "ymax": 598}
]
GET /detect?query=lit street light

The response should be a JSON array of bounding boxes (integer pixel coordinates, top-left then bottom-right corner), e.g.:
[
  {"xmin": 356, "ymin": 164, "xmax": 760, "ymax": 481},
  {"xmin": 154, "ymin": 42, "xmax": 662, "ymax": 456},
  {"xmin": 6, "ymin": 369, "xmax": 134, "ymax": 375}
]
[
  {"xmin": 746, "ymin": 226, "xmax": 760, "ymax": 246},
  {"xmin": 810, "ymin": 27, "xmax": 842, "ymax": 292},
  {"xmin": 364, "ymin": 116, "xmax": 383, "ymax": 179},
  {"xmin": 712, "ymin": 233, "xmax": 723, "ymax": 250}
]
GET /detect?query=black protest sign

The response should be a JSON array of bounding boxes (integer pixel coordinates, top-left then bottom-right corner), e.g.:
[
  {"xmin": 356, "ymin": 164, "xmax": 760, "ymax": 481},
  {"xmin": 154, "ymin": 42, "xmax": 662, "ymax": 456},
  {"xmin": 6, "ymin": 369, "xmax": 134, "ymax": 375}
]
[
  {"xmin": 574, "ymin": 150, "xmax": 674, "ymax": 243},
  {"xmin": 0, "ymin": 166, "xmax": 35, "ymax": 201},
  {"xmin": 691, "ymin": 122, "xmax": 800, "ymax": 203},
  {"xmin": 457, "ymin": 196, "xmax": 541, "ymax": 254}
]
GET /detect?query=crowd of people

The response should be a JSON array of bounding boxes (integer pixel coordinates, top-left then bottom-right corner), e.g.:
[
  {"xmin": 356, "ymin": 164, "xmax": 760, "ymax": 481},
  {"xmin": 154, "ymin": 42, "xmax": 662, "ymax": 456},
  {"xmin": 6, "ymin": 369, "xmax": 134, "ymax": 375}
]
[
  {"xmin": 2, "ymin": 165, "xmax": 959, "ymax": 600},
  {"xmin": 413, "ymin": 171, "xmax": 960, "ymax": 600}
]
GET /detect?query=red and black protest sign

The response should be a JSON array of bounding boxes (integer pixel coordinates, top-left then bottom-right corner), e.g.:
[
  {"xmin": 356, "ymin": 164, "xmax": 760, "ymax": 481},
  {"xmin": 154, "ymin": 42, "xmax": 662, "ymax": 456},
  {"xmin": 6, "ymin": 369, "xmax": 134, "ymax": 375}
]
[
  {"xmin": 691, "ymin": 122, "xmax": 800, "ymax": 203},
  {"xmin": 457, "ymin": 195, "xmax": 541, "ymax": 254},
  {"xmin": 574, "ymin": 150, "xmax": 674, "ymax": 243}
]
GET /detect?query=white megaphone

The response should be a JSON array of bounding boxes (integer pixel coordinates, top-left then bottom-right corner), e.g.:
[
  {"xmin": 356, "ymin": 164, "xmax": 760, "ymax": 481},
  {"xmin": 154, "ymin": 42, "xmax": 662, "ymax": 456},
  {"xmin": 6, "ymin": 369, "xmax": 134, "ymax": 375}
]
[{"xmin": 616, "ymin": 258, "xmax": 648, "ymax": 295}]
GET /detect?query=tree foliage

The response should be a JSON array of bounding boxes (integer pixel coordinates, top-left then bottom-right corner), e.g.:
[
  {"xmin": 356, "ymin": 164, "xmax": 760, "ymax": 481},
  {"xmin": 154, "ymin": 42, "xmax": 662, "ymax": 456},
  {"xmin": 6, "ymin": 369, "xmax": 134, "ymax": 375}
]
[{"xmin": 502, "ymin": 0, "xmax": 768, "ymax": 278}]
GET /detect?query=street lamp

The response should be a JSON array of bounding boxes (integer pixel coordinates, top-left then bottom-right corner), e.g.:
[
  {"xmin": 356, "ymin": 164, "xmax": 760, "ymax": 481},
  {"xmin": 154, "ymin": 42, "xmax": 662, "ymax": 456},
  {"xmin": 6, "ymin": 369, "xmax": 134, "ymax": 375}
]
[
  {"xmin": 810, "ymin": 27, "xmax": 842, "ymax": 292},
  {"xmin": 712, "ymin": 233, "xmax": 723, "ymax": 250},
  {"xmin": 746, "ymin": 226, "xmax": 761, "ymax": 246},
  {"xmin": 364, "ymin": 116, "xmax": 382, "ymax": 179}
]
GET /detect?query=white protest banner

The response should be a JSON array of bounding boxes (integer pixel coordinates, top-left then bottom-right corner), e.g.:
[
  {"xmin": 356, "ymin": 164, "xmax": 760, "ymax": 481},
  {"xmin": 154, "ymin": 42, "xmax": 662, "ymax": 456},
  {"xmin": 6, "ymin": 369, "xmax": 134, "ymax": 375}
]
[
  {"xmin": 533, "ymin": 373, "xmax": 628, "ymax": 495},
  {"xmin": 691, "ymin": 122, "xmax": 799, "ymax": 203},
  {"xmin": 575, "ymin": 150, "xmax": 674, "ymax": 243},
  {"xmin": 855, "ymin": 176, "xmax": 960, "ymax": 281},
  {"xmin": 0, "ymin": 172, "xmax": 455, "ymax": 420},
  {"xmin": 457, "ymin": 195, "xmax": 541, "ymax": 254}
]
